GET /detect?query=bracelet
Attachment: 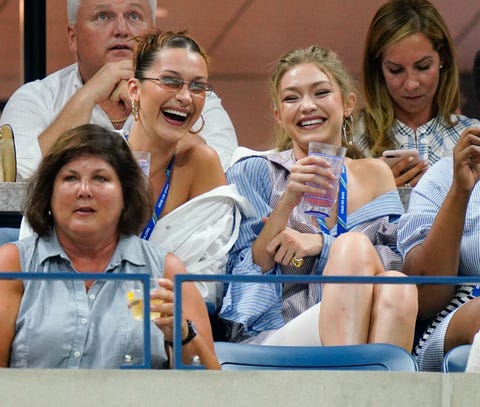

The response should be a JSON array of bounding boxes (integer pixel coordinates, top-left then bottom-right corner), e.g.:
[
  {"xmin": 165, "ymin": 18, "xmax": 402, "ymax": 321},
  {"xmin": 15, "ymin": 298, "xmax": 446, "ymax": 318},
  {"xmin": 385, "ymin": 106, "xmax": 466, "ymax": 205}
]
[{"xmin": 164, "ymin": 319, "xmax": 197, "ymax": 348}]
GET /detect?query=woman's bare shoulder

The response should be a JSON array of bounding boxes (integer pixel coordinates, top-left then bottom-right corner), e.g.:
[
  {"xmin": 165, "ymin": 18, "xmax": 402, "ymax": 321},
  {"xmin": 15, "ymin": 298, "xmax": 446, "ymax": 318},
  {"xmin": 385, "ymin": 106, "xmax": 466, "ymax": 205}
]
[
  {"xmin": 177, "ymin": 142, "xmax": 222, "ymax": 166},
  {"xmin": 347, "ymin": 157, "xmax": 396, "ymax": 196},
  {"xmin": 173, "ymin": 143, "xmax": 226, "ymax": 197}
]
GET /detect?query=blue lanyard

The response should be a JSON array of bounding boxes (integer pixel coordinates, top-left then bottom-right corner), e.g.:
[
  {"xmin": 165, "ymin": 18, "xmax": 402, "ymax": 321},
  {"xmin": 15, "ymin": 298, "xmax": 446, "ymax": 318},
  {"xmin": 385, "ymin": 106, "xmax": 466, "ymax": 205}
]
[
  {"xmin": 140, "ymin": 156, "xmax": 175, "ymax": 240},
  {"xmin": 315, "ymin": 165, "xmax": 347, "ymax": 236}
]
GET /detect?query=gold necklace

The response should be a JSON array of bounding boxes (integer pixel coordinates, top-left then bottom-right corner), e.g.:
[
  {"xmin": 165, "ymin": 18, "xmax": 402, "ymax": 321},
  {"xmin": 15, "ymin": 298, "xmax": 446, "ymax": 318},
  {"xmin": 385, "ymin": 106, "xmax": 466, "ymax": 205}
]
[{"xmin": 110, "ymin": 115, "xmax": 130, "ymax": 124}]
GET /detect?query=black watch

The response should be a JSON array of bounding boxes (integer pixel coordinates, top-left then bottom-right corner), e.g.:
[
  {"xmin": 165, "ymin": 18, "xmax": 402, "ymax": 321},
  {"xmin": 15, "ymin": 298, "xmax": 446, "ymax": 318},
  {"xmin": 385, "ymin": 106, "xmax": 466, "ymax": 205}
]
[{"xmin": 165, "ymin": 320, "xmax": 197, "ymax": 347}]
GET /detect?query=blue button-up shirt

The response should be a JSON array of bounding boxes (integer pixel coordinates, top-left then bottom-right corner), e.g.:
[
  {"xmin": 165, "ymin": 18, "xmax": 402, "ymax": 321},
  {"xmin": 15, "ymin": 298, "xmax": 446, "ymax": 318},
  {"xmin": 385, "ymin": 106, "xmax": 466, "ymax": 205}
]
[{"xmin": 10, "ymin": 232, "xmax": 168, "ymax": 368}]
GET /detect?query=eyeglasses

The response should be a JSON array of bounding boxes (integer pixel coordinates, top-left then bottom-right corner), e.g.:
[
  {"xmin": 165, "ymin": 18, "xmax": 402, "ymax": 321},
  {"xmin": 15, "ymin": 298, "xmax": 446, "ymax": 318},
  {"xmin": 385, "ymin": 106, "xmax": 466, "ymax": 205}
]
[{"xmin": 138, "ymin": 76, "xmax": 212, "ymax": 96}]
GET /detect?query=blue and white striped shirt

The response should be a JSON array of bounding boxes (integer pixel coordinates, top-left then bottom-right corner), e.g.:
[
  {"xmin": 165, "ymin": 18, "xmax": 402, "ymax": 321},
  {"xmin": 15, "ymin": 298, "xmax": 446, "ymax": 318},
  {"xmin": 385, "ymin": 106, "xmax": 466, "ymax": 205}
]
[
  {"xmin": 398, "ymin": 156, "xmax": 480, "ymax": 274},
  {"xmin": 356, "ymin": 114, "xmax": 480, "ymax": 164},
  {"xmin": 220, "ymin": 150, "xmax": 405, "ymax": 337}
]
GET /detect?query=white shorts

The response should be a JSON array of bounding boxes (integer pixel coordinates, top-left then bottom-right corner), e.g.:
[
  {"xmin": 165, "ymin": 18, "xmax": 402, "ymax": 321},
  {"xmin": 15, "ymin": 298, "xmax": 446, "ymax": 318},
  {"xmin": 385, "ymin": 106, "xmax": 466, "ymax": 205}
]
[{"xmin": 263, "ymin": 302, "xmax": 322, "ymax": 346}]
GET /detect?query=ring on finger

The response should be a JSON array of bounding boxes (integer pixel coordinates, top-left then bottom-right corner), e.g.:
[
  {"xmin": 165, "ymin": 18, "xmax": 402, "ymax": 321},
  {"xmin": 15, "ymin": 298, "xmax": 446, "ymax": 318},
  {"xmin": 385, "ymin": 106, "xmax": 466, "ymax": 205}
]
[{"xmin": 290, "ymin": 257, "xmax": 304, "ymax": 268}]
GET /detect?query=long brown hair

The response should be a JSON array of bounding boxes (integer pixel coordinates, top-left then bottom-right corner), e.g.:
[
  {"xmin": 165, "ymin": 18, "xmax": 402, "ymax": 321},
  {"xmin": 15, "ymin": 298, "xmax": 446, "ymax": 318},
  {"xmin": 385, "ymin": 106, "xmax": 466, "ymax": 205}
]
[{"xmin": 362, "ymin": 0, "xmax": 459, "ymax": 155}]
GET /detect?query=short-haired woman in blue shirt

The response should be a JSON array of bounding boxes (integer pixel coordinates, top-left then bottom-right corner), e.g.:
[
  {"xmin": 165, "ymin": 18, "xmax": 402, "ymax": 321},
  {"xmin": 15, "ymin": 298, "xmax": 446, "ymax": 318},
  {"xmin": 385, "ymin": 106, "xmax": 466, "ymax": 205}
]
[{"xmin": 0, "ymin": 124, "xmax": 220, "ymax": 369}]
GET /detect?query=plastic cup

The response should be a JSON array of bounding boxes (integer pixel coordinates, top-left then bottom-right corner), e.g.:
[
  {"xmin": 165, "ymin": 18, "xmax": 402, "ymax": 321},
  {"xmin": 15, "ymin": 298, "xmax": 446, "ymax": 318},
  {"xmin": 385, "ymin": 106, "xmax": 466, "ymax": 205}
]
[
  {"xmin": 126, "ymin": 278, "xmax": 162, "ymax": 321},
  {"xmin": 304, "ymin": 142, "xmax": 347, "ymax": 217},
  {"xmin": 132, "ymin": 151, "xmax": 151, "ymax": 177}
]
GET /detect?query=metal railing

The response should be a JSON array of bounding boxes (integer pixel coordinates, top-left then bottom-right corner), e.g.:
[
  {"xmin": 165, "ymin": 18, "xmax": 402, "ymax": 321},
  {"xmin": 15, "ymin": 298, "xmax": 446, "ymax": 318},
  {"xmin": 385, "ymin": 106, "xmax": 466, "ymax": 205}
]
[
  {"xmin": 2, "ymin": 271, "xmax": 480, "ymax": 370},
  {"xmin": 172, "ymin": 273, "xmax": 480, "ymax": 369},
  {"xmin": 0, "ymin": 272, "xmax": 153, "ymax": 369}
]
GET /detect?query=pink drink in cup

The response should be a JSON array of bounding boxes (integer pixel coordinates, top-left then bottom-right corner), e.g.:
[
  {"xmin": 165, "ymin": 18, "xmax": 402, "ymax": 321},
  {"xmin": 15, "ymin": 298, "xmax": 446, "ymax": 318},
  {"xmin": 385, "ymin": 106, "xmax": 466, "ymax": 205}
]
[{"xmin": 304, "ymin": 142, "xmax": 347, "ymax": 216}]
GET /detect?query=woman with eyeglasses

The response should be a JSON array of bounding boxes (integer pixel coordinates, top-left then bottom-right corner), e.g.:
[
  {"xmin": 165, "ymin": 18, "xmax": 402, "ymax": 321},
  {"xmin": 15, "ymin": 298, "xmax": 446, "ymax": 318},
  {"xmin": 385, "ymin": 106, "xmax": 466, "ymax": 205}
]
[{"xmin": 126, "ymin": 30, "xmax": 250, "ymax": 311}]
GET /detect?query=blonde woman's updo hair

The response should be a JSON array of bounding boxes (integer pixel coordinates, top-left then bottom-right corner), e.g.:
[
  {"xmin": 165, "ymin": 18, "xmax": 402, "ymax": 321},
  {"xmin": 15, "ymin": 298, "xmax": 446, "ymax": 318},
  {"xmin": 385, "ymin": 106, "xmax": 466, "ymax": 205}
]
[{"xmin": 270, "ymin": 45, "xmax": 363, "ymax": 159}]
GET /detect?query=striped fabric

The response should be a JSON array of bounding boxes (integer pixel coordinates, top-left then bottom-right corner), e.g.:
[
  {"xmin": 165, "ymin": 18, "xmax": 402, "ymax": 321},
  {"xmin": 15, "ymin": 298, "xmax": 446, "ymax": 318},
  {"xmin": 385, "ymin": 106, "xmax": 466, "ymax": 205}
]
[
  {"xmin": 219, "ymin": 150, "xmax": 405, "ymax": 341},
  {"xmin": 398, "ymin": 157, "xmax": 480, "ymax": 274},
  {"xmin": 398, "ymin": 156, "xmax": 480, "ymax": 370},
  {"xmin": 415, "ymin": 285, "xmax": 476, "ymax": 371},
  {"xmin": 355, "ymin": 114, "xmax": 480, "ymax": 164}
]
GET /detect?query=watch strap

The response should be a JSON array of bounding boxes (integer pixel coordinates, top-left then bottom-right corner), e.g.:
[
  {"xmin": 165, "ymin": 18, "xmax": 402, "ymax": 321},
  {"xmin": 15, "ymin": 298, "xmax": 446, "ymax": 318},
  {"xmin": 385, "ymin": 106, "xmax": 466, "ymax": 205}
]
[{"xmin": 164, "ymin": 319, "xmax": 197, "ymax": 347}]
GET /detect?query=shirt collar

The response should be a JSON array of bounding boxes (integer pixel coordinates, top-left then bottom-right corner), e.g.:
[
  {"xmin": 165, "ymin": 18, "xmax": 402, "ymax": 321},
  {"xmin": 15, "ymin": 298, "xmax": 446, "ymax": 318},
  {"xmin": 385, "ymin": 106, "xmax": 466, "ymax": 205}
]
[
  {"xmin": 72, "ymin": 63, "xmax": 84, "ymax": 90},
  {"xmin": 391, "ymin": 114, "xmax": 442, "ymax": 136},
  {"xmin": 265, "ymin": 149, "xmax": 296, "ymax": 172},
  {"xmin": 37, "ymin": 231, "xmax": 148, "ymax": 271}
]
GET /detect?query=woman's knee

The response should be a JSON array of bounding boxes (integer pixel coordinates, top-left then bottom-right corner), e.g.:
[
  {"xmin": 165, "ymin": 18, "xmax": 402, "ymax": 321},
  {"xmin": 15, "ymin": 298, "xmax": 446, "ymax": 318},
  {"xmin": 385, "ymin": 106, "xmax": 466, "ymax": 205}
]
[
  {"xmin": 327, "ymin": 232, "xmax": 382, "ymax": 276},
  {"xmin": 330, "ymin": 232, "xmax": 370, "ymax": 253},
  {"xmin": 375, "ymin": 271, "xmax": 418, "ymax": 319}
]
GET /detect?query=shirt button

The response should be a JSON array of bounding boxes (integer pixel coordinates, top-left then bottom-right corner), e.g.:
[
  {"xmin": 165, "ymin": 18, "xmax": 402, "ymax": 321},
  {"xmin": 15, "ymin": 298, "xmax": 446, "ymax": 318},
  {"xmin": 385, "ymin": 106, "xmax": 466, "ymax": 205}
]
[
  {"xmin": 74, "ymin": 351, "xmax": 81, "ymax": 357},
  {"xmin": 89, "ymin": 294, "xmax": 95, "ymax": 301},
  {"xmin": 81, "ymin": 318, "xmax": 87, "ymax": 324},
  {"xmin": 421, "ymin": 138, "xmax": 427, "ymax": 144}
]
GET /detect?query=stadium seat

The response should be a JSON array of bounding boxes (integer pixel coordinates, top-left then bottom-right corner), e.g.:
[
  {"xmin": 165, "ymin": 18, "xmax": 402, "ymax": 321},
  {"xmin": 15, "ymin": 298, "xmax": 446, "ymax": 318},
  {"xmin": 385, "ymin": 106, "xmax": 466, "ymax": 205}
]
[
  {"xmin": 214, "ymin": 342, "xmax": 418, "ymax": 371},
  {"xmin": 442, "ymin": 345, "xmax": 472, "ymax": 373}
]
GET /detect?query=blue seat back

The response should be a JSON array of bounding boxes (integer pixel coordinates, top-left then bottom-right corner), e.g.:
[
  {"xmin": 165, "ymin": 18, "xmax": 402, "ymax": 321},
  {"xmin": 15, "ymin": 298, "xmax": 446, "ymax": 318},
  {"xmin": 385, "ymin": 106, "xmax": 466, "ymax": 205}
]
[
  {"xmin": 214, "ymin": 342, "xmax": 418, "ymax": 371},
  {"xmin": 442, "ymin": 345, "xmax": 472, "ymax": 373}
]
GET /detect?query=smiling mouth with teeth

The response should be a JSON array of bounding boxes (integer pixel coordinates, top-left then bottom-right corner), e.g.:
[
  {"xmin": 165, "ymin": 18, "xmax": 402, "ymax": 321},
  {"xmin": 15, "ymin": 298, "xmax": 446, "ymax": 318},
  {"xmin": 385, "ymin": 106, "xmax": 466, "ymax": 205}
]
[
  {"xmin": 300, "ymin": 118, "xmax": 324, "ymax": 127},
  {"xmin": 163, "ymin": 108, "xmax": 188, "ymax": 123}
]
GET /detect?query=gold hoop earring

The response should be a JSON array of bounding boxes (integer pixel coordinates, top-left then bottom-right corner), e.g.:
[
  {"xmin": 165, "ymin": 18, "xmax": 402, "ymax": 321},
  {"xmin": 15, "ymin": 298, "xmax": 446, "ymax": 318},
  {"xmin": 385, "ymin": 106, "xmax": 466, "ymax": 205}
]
[
  {"xmin": 131, "ymin": 100, "xmax": 139, "ymax": 121},
  {"xmin": 189, "ymin": 115, "xmax": 205, "ymax": 135}
]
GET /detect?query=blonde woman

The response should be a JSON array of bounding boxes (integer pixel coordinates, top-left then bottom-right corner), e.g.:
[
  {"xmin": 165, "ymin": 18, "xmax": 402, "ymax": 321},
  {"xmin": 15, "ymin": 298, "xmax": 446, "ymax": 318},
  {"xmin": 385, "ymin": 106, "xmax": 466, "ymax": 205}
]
[{"xmin": 220, "ymin": 46, "xmax": 417, "ymax": 352}]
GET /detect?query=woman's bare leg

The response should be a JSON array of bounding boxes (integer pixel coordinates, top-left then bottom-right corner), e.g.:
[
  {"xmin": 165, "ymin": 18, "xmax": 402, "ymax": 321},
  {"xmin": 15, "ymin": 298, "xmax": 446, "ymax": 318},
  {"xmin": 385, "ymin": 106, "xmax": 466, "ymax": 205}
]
[
  {"xmin": 368, "ymin": 270, "xmax": 418, "ymax": 352},
  {"xmin": 319, "ymin": 232, "xmax": 385, "ymax": 346},
  {"xmin": 445, "ymin": 297, "xmax": 480, "ymax": 353}
]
